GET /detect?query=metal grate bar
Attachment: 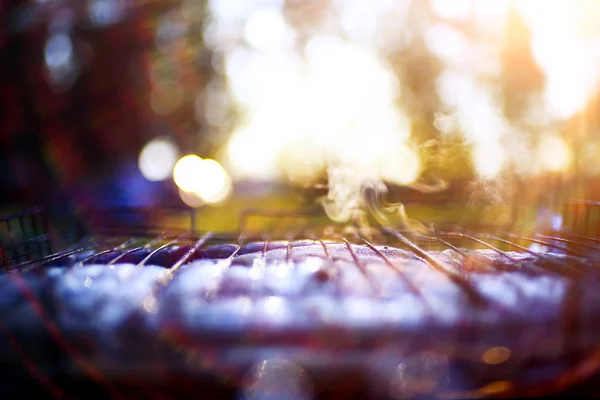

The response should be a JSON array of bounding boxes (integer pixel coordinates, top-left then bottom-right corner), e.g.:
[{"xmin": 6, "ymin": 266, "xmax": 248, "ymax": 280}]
[
  {"xmin": 459, "ymin": 229, "xmax": 584, "ymax": 277},
  {"xmin": 342, "ymin": 238, "xmax": 380, "ymax": 294},
  {"xmin": 285, "ymin": 240, "xmax": 293, "ymax": 263},
  {"xmin": 303, "ymin": 230, "xmax": 336, "ymax": 262},
  {"xmin": 316, "ymin": 238, "xmax": 330, "ymax": 259},
  {"xmin": 261, "ymin": 238, "xmax": 270, "ymax": 259},
  {"xmin": 0, "ymin": 207, "xmax": 53, "ymax": 267},
  {"xmin": 535, "ymin": 233, "xmax": 600, "ymax": 252},
  {"xmin": 137, "ymin": 232, "xmax": 190, "ymax": 268},
  {"xmin": 361, "ymin": 237, "xmax": 425, "ymax": 299},
  {"xmin": 495, "ymin": 232, "xmax": 584, "ymax": 258},
  {"xmin": 431, "ymin": 235, "xmax": 470, "ymax": 258},
  {"xmin": 382, "ymin": 227, "xmax": 489, "ymax": 307},
  {"xmin": 107, "ymin": 233, "xmax": 167, "ymax": 266},
  {"xmin": 162, "ymin": 232, "xmax": 213, "ymax": 282},
  {"xmin": 0, "ymin": 207, "xmax": 44, "ymax": 221},
  {"xmin": 436, "ymin": 231, "xmax": 518, "ymax": 263},
  {"xmin": 558, "ymin": 231, "xmax": 600, "ymax": 245},
  {"xmin": 15, "ymin": 237, "xmax": 98, "ymax": 272},
  {"xmin": 75, "ymin": 237, "xmax": 139, "ymax": 267}
]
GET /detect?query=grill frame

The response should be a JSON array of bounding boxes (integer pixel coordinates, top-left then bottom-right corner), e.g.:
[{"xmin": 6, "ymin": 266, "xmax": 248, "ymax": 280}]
[
  {"xmin": 3, "ymin": 201, "xmax": 600, "ymax": 277},
  {"xmin": 2, "ymin": 202, "xmax": 600, "ymax": 398}
]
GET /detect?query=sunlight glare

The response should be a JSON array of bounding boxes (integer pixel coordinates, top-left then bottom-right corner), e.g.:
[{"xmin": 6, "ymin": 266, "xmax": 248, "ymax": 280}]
[
  {"xmin": 538, "ymin": 136, "xmax": 571, "ymax": 172},
  {"xmin": 473, "ymin": 142, "xmax": 505, "ymax": 179},
  {"xmin": 432, "ymin": 0, "xmax": 471, "ymax": 20},
  {"xmin": 517, "ymin": 0, "xmax": 600, "ymax": 119},
  {"xmin": 378, "ymin": 146, "xmax": 421, "ymax": 186},
  {"xmin": 244, "ymin": 7, "xmax": 294, "ymax": 52}
]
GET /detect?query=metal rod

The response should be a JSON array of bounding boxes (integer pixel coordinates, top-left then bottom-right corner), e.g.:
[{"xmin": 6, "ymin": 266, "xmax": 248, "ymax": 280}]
[
  {"xmin": 559, "ymin": 231, "xmax": 600, "ymax": 245},
  {"xmin": 0, "ymin": 207, "xmax": 44, "ymax": 222},
  {"xmin": 382, "ymin": 227, "xmax": 489, "ymax": 307},
  {"xmin": 75, "ymin": 237, "xmax": 138, "ymax": 267},
  {"xmin": 432, "ymin": 236, "xmax": 469, "ymax": 258},
  {"xmin": 161, "ymin": 232, "xmax": 213, "ymax": 281},
  {"xmin": 361, "ymin": 237, "xmax": 425, "ymax": 299},
  {"xmin": 342, "ymin": 238, "xmax": 379, "ymax": 294},
  {"xmin": 137, "ymin": 232, "xmax": 191, "ymax": 268},
  {"xmin": 285, "ymin": 240, "xmax": 293, "ymax": 263},
  {"xmin": 495, "ymin": 232, "xmax": 581, "ymax": 257},
  {"xmin": 14, "ymin": 237, "xmax": 98, "ymax": 272},
  {"xmin": 458, "ymin": 229, "xmax": 584, "ymax": 277},
  {"xmin": 536, "ymin": 233, "xmax": 600, "ymax": 252},
  {"xmin": 107, "ymin": 233, "xmax": 166, "ymax": 266},
  {"xmin": 436, "ymin": 231, "xmax": 517, "ymax": 262}
]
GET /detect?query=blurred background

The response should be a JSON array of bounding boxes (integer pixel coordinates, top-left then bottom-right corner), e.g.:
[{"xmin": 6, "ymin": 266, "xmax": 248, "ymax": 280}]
[{"xmin": 1, "ymin": 0, "xmax": 600, "ymax": 233}]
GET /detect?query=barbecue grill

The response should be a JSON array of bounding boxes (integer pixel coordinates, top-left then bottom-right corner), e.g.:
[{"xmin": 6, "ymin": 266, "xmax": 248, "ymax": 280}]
[
  {"xmin": 2, "ymin": 197, "xmax": 600, "ymax": 399},
  {"xmin": 4, "ymin": 1, "xmax": 600, "ymax": 399}
]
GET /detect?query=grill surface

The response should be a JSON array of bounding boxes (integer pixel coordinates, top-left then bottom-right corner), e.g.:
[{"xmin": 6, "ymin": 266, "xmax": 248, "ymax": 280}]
[{"xmin": 2, "ymin": 204, "xmax": 600, "ymax": 399}]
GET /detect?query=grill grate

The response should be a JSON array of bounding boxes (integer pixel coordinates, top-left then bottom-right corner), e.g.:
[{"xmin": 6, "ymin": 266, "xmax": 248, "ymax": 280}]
[
  {"xmin": 0, "ymin": 207, "xmax": 53, "ymax": 267},
  {"xmin": 2, "ymin": 202, "xmax": 600, "ymax": 398},
  {"xmin": 3, "ymin": 201, "xmax": 599, "ymax": 289}
]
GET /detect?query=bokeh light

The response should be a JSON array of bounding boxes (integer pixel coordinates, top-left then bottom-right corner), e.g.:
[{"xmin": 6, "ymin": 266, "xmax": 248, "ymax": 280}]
[
  {"xmin": 150, "ymin": 79, "xmax": 185, "ymax": 116},
  {"xmin": 538, "ymin": 136, "xmax": 572, "ymax": 172},
  {"xmin": 516, "ymin": 0, "xmax": 600, "ymax": 119},
  {"xmin": 27, "ymin": 0, "xmax": 600, "ymax": 221},
  {"xmin": 45, "ymin": 33, "xmax": 73, "ymax": 71},
  {"xmin": 138, "ymin": 138, "xmax": 179, "ymax": 182},
  {"xmin": 200, "ymin": 0, "xmax": 600, "ymax": 199},
  {"xmin": 482, "ymin": 346, "xmax": 511, "ymax": 365},
  {"xmin": 378, "ymin": 146, "xmax": 421, "ymax": 186},
  {"xmin": 244, "ymin": 7, "xmax": 294, "ymax": 53},
  {"xmin": 173, "ymin": 155, "xmax": 232, "ymax": 206},
  {"xmin": 389, "ymin": 351, "xmax": 450, "ymax": 399},
  {"xmin": 473, "ymin": 143, "xmax": 505, "ymax": 179},
  {"xmin": 44, "ymin": 32, "xmax": 78, "ymax": 89},
  {"xmin": 194, "ymin": 159, "xmax": 232, "ymax": 205},
  {"xmin": 173, "ymin": 154, "xmax": 204, "ymax": 192},
  {"xmin": 88, "ymin": 0, "xmax": 124, "ymax": 27},
  {"xmin": 178, "ymin": 188, "xmax": 204, "ymax": 208}
]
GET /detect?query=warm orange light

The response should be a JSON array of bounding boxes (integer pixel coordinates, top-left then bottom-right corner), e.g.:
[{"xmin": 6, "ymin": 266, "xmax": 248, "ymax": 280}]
[
  {"xmin": 178, "ymin": 188, "xmax": 204, "ymax": 208},
  {"xmin": 482, "ymin": 346, "xmax": 511, "ymax": 365},
  {"xmin": 174, "ymin": 156, "xmax": 233, "ymax": 206},
  {"xmin": 538, "ymin": 136, "xmax": 572, "ymax": 172},
  {"xmin": 473, "ymin": 143, "xmax": 505, "ymax": 179},
  {"xmin": 194, "ymin": 159, "xmax": 232, "ymax": 205},
  {"xmin": 173, "ymin": 155, "xmax": 204, "ymax": 192},
  {"xmin": 378, "ymin": 146, "xmax": 421, "ymax": 186}
]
